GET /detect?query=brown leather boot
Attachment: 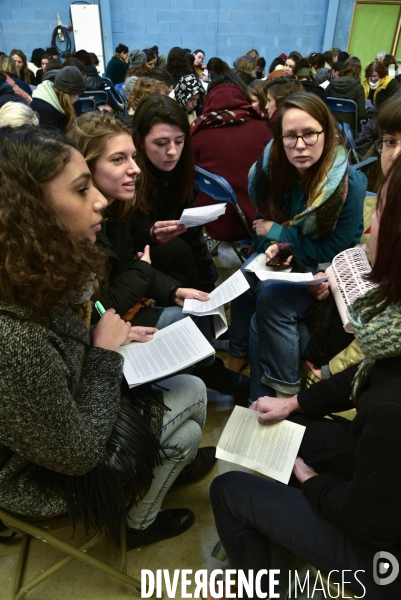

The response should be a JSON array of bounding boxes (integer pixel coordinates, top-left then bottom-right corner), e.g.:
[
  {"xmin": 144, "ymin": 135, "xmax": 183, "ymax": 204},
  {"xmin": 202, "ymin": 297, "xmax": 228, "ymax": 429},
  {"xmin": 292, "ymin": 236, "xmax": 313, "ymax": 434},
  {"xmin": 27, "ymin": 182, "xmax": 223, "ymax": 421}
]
[{"xmin": 224, "ymin": 355, "xmax": 248, "ymax": 373}]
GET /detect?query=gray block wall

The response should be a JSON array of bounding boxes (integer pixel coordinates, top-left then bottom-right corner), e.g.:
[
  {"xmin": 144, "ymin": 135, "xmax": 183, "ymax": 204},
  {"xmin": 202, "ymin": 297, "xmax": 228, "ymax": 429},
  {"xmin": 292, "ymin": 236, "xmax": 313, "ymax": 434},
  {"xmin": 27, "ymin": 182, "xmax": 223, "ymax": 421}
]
[{"xmin": 0, "ymin": 0, "xmax": 352, "ymax": 68}]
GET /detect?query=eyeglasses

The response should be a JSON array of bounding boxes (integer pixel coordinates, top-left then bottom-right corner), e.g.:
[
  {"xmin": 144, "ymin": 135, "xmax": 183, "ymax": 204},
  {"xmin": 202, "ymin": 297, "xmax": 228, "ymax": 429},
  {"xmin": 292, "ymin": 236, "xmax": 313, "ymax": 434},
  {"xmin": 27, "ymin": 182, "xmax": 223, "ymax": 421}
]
[
  {"xmin": 281, "ymin": 130, "xmax": 325, "ymax": 148},
  {"xmin": 376, "ymin": 137, "xmax": 401, "ymax": 154}
]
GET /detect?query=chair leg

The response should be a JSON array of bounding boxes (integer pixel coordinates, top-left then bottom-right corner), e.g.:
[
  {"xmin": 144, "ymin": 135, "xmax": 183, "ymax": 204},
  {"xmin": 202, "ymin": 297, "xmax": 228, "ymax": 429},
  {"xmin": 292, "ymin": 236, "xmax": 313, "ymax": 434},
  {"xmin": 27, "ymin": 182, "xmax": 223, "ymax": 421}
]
[
  {"xmin": 230, "ymin": 243, "xmax": 245, "ymax": 264},
  {"xmin": 120, "ymin": 517, "xmax": 127, "ymax": 575},
  {"xmin": 13, "ymin": 533, "xmax": 30, "ymax": 599}
]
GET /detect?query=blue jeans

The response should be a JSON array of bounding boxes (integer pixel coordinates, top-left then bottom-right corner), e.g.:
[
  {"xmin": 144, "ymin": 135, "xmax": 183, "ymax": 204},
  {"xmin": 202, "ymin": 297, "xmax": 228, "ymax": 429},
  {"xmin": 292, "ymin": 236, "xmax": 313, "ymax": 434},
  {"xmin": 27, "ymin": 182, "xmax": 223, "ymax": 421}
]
[
  {"xmin": 249, "ymin": 283, "xmax": 313, "ymax": 401},
  {"xmin": 126, "ymin": 374, "xmax": 207, "ymax": 529}
]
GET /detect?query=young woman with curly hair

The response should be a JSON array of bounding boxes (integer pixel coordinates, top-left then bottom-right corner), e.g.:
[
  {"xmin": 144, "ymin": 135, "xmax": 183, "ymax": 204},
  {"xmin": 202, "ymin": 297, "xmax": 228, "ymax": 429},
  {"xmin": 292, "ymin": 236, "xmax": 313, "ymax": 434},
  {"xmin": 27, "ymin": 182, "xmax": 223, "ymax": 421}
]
[
  {"xmin": 126, "ymin": 77, "xmax": 168, "ymax": 115},
  {"xmin": 0, "ymin": 124, "xmax": 217, "ymax": 549}
]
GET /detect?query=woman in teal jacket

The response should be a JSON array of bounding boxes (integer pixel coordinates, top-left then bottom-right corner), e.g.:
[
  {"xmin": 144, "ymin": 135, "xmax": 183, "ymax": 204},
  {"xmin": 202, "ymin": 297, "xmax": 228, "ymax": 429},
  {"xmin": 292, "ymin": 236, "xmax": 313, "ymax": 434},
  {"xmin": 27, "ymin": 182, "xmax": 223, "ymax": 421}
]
[{"xmin": 226, "ymin": 93, "xmax": 367, "ymax": 398}]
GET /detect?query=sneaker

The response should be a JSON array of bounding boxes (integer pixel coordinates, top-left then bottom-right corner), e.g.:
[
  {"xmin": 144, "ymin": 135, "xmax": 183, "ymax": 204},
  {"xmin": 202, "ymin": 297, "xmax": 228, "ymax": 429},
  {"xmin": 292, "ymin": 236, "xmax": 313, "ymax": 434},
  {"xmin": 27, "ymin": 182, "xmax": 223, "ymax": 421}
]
[{"xmin": 194, "ymin": 357, "xmax": 250, "ymax": 396}]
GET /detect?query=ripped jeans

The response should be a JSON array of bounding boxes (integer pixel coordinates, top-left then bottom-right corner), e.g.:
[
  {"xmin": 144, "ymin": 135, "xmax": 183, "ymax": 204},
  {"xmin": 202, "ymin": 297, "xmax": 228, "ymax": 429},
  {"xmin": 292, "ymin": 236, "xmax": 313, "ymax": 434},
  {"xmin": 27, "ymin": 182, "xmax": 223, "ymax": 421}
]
[{"xmin": 126, "ymin": 374, "xmax": 207, "ymax": 529}]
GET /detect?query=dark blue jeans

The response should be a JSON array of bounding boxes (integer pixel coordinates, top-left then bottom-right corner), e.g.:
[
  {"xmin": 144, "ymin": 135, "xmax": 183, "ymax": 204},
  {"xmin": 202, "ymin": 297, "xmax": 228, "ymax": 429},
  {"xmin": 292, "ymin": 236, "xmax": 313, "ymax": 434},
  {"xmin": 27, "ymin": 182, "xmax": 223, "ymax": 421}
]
[{"xmin": 249, "ymin": 282, "xmax": 313, "ymax": 401}]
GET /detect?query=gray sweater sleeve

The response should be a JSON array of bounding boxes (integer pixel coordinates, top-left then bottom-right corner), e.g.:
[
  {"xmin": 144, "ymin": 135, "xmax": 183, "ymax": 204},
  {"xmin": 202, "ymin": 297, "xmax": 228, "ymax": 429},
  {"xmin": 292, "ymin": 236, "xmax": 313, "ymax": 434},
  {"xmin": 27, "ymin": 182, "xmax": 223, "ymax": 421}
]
[{"xmin": 0, "ymin": 316, "xmax": 124, "ymax": 476}]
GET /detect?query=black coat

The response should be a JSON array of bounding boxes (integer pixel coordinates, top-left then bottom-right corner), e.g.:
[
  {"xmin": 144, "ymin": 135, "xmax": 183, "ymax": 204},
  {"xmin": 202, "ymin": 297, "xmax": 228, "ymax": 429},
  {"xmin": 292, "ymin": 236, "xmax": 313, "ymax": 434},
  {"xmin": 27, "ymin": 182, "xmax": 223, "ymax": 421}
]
[
  {"xmin": 300, "ymin": 79, "xmax": 327, "ymax": 102},
  {"xmin": 30, "ymin": 97, "xmax": 68, "ymax": 130},
  {"xmin": 130, "ymin": 169, "xmax": 218, "ymax": 293},
  {"xmin": 93, "ymin": 208, "xmax": 182, "ymax": 326},
  {"xmin": 0, "ymin": 81, "xmax": 27, "ymax": 108},
  {"xmin": 298, "ymin": 357, "xmax": 401, "ymax": 600}
]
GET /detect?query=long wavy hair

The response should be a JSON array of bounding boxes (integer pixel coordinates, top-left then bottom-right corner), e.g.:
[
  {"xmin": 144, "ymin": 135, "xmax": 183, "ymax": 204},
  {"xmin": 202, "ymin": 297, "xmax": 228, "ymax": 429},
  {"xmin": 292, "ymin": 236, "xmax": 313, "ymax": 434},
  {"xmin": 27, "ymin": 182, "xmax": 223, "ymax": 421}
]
[
  {"xmin": 132, "ymin": 95, "xmax": 194, "ymax": 215},
  {"xmin": 270, "ymin": 93, "xmax": 343, "ymax": 206},
  {"xmin": 340, "ymin": 57, "xmax": 362, "ymax": 81},
  {"xmin": 165, "ymin": 47, "xmax": 192, "ymax": 77},
  {"xmin": 68, "ymin": 111, "xmax": 134, "ymax": 219},
  {"xmin": 53, "ymin": 87, "xmax": 77, "ymax": 130},
  {"xmin": 127, "ymin": 77, "xmax": 168, "ymax": 111},
  {"xmin": 10, "ymin": 48, "xmax": 31, "ymax": 83},
  {"xmin": 0, "ymin": 126, "xmax": 106, "ymax": 312}
]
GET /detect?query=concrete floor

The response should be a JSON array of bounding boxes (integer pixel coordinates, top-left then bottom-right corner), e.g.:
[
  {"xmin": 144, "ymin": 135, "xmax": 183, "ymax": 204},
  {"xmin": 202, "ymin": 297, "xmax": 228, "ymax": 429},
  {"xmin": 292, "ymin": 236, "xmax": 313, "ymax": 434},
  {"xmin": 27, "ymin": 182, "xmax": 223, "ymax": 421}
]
[{"xmin": 0, "ymin": 243, "xmax": 251, "ymax": 600}]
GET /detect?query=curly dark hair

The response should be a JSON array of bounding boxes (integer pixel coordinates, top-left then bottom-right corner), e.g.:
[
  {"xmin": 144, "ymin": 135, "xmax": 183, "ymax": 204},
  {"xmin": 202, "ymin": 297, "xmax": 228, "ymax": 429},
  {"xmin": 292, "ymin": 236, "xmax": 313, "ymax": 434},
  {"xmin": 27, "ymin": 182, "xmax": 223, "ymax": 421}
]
[
  {"xmin": 0, "ymin": 126, "xmax": 106, "ymax": 311},
  {"xmin": 165, "ymin": 47, "xmax": 192, "ymax": 77}
]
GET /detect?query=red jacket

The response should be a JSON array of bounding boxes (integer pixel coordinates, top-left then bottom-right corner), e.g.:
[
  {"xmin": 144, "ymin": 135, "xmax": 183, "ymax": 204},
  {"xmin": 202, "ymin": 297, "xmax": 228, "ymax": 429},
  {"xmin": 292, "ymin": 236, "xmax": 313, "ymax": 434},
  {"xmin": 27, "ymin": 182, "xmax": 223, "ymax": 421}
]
[{"xmin": 191, "ymin": 84, "xmax": 272, "ymax": 241}]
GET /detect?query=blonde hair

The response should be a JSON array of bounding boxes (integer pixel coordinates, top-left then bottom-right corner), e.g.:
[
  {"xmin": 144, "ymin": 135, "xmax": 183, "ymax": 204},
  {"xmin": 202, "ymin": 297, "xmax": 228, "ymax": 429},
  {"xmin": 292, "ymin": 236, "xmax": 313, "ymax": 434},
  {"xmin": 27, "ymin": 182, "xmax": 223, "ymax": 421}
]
[
  {"xmin": 127, "ymin": 77, "xmax": 168, "ymax": 111},
  {"xmin": 0, "ymin": 102, "xmax": 39, "ymax": 127},
  {"xmin": 236, "ymin": 55, "xmax": 257, "ymax": 75},
  {"xmin": 0, "ymin": 55, "xmax": 19, "ymax": 78},
  {"xmin": 53, "ymin": 87, "xmax": 77, "ymax": 130},
  {"xmin": 68, "ymin": 111, "xmax": 133, "ymax": 218}
]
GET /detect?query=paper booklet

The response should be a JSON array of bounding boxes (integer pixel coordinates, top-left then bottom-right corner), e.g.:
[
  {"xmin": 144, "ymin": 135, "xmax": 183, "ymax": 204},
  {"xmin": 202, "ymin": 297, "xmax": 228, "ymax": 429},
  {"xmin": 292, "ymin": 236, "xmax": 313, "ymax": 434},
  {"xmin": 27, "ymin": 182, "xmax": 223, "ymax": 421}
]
[
  {"xmin": 245, "ymin": 254, "xmax": 328, "ymax": 285},
  {"xmin": 178, "ymin": 203, "xmax": 227, "ymax": 228},
  {"xmin": 326, "ymin": 246, "xmax": 376, "ymax": 333},
  {"xmin": 216, "ymin": 406, "xmax": 306, "ymax": 485},
  {"xmin": 116, "ymin": 317, "xmax": 215, "ymax": 387},
  {"xmin": 182, "ymin": 270, "xmax": 250, "ymax": 337}
]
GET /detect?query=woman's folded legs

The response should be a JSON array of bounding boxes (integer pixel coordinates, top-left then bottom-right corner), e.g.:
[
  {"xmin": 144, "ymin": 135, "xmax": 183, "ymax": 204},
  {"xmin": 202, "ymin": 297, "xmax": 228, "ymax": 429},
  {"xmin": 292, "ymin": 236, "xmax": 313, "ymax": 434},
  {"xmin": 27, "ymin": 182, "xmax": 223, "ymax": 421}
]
[
  {"xmin": 125, "ymin": 374, "xmax": 209, "ymax": 547},
  {"xmin": 249, "ymin": 283, "xmax": 313, "ymax": 402},
  {"xmin": 210, "ymin": 471, "xmax": 385, "ymax": 600}
]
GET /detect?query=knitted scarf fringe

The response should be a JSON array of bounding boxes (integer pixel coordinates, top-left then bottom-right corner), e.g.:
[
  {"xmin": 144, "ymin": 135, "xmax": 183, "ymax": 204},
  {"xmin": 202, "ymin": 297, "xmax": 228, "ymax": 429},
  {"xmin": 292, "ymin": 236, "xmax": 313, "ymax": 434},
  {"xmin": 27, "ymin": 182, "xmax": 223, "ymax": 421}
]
[{"xmin": 56, "ymin": 387, "xmax": 166, "ymax": 540}]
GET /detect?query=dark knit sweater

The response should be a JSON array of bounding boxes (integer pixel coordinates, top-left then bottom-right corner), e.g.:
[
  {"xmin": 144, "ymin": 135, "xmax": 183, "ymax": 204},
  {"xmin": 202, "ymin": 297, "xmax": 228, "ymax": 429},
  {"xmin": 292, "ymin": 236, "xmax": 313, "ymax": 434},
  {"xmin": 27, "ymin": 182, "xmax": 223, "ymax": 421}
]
[{"xmin": 0, "ymin": 301, "xmax": 123, "ymax": 518}]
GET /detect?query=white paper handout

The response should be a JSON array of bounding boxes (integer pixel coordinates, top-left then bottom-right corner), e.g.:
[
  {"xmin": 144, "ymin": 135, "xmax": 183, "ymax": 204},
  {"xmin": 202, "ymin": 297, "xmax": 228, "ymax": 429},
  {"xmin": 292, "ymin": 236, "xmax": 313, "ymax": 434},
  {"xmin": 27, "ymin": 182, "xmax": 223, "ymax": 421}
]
[
  {"xmin": 217, "ymin": 406, "xmax": 306, "ymax": 484},
  {"xmin": 182, "ymin": 270, "xmax": 250, "ymax": 337},
  {"xmin": 178, "ymin": 204, "xmax": 227, "ymax": 228},
  {"xmin": 255, "ymin": 270, "xmax": 329, "ymax": 285},
  {"xmin": 116, "ymin": 317, "xmax": 215, "ymax": 387},
  {"xmin": 183, "ymin": 270, "xmax": 250, "ymax": 315}
]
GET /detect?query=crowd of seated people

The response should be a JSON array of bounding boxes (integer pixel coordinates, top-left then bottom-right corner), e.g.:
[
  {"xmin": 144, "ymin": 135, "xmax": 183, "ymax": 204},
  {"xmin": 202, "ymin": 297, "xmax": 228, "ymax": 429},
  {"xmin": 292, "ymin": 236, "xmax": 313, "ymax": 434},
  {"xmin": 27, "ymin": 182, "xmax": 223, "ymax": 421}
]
[{"xmin": 1, "ymin": 38, "xmax": 401, "ymax": 600}]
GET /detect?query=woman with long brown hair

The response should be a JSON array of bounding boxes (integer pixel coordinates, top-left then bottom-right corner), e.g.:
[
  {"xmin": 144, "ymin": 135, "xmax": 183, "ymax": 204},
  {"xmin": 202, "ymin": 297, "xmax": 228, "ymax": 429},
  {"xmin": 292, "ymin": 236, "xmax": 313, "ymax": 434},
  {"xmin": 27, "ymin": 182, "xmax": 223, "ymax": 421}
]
[
  {"xmin": 225, "ymin": 93, "xmax": 367, "ymax": 391},
  {"xmin": 131, "ymin": 94, "xmax": 218, "ymax": 293},
  {"xmin": 31, "ymin": 66, "xmax": 85, "ymax": 131},
  {"xmin": 70, "ymin": 110, "xmax": 250, "ymax": 399}
]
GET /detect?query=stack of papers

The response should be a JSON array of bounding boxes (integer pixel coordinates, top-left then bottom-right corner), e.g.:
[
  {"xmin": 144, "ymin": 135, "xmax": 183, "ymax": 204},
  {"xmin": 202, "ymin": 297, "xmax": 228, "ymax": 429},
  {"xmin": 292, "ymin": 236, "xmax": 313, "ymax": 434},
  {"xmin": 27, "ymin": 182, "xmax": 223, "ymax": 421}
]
[
  {"xmin": 117, "ymin": 318, "xmax": 215, "ymax": 387},
  {"xmin": 178, "ymin": 204, "xmax": 227, "ymax": 228}
]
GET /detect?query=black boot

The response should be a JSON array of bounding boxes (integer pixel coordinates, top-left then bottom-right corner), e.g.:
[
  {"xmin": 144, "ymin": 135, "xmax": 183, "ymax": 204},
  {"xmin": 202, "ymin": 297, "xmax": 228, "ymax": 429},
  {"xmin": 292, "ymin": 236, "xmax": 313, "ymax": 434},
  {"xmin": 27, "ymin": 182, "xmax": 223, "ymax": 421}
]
[
  {"xmin": 193, "ymin": 357, "xmax": 250, "ymax": 396},
  {"xmin": 174, "ymin": 446, "xmax": 217, "ymax": 485},
  {"xmin": 126, "ymin": 509, "xmax": 194, "ymax": 550}
]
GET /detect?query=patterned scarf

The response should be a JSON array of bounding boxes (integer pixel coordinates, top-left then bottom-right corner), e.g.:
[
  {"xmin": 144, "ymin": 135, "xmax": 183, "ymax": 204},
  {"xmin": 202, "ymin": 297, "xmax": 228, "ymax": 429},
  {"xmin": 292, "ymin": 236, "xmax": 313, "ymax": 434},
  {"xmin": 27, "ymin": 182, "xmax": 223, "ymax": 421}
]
[
  {"xmin": 348, "ymin": 286, "xmax": 401, "ymax": 400},
  {"xmin": 248, "ymin": 141, "xmax": 349, "ymax": 240},
  {"xmin": 191, "ymin": 105, "xmax": 265, "ymax": 135}
]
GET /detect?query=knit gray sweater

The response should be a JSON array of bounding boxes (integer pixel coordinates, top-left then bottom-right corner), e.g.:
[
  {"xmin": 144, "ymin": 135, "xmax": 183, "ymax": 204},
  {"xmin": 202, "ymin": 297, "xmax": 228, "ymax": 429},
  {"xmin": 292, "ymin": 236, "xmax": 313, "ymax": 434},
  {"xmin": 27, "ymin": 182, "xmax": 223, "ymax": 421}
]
[{"xmin": 0, "ymin": 301, "xmax": 124, "ymax": 518}]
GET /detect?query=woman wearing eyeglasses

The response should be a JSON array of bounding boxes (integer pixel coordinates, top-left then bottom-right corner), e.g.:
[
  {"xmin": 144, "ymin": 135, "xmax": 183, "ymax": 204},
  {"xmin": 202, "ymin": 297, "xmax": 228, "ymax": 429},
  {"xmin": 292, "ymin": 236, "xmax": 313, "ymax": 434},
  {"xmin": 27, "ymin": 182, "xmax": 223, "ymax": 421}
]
[{"xmin": 225, "ymin": 93, "xmax": 367, "ymax": 400}]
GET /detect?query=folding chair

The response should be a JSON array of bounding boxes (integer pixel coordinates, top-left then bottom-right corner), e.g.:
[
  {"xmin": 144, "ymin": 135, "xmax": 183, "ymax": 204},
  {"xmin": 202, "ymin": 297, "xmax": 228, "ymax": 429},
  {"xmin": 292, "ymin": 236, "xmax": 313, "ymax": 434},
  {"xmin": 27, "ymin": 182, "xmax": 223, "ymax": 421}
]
[
  {"xmin": 115, "ymin": 82, "xmax": 128, "ymax": 103},
  {"xmin": 350, "ymin": 156, "xmax": 378, "ymax": 172},
  {"xmin": 101, "ymin": 77, "xmax": 126, "ymax": 114},
  {"xmin": 78, "ymin": 97, "xmax": 97, "ymax": 113},
  {"xmin": 0, "ymin": 507, "xmax": 153, "ymax": 599},
  {"xmin": 326, "ymin": 97, "xmax": 358, "ymax": 139},
  {"xmin": 195, "ymin": 165, "xmax": 254, "ymax": 263},
  {"xmin": 80, "ymin": 90, "xmax": 109, "ymax": 107}
]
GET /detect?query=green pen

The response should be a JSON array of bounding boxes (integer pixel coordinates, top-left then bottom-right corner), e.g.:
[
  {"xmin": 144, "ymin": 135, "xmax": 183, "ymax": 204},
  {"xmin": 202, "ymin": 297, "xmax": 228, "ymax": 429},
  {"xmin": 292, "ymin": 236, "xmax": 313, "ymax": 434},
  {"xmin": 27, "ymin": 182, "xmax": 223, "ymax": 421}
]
[{"xmin": 94, "ymin": 301, "xmax": 106, "ymax": 317}]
